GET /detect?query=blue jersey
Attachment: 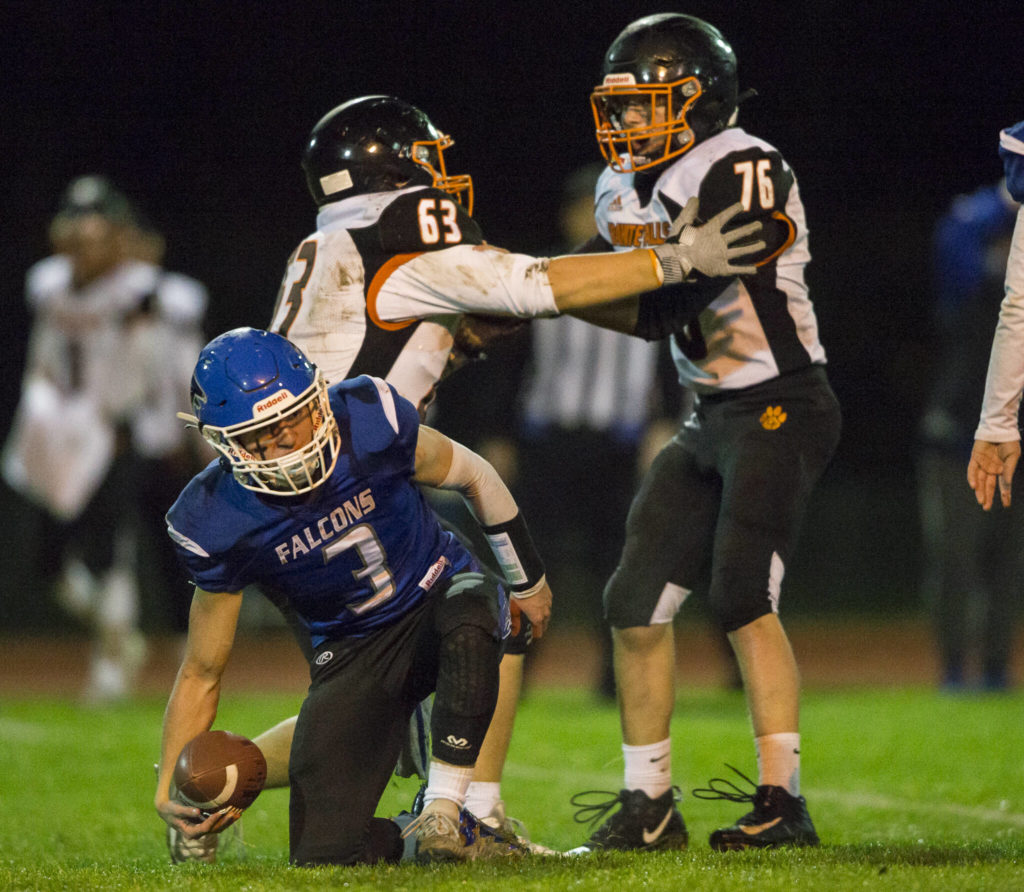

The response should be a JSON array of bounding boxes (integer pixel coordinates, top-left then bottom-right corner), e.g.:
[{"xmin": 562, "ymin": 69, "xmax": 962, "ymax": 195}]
[
  {"xmin": 932, "ymin": 181, "xmax": 1018, "ymax": 320},
  {"xmin": 166, "ymin": 375, "xmax": 477, "ymax": 646}
]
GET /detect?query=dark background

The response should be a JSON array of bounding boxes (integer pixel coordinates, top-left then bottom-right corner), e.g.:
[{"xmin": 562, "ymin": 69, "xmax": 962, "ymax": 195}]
[{"xmin": 2, "ymin": 1, "xmax": 1023, "ymax": 624}]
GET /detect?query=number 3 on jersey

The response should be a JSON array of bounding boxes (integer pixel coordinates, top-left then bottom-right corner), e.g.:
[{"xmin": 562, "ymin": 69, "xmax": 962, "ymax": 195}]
[
  {"xmin": 273, "ymin": 239, "xmax": 317, "ymax": 338},
  {"xmin": 417, "ymin": 198, "xmax": 462, "ymax": 245},
  {"xmin": 323, "ymin": 523, "xmax": 397, "ymax": 615}
]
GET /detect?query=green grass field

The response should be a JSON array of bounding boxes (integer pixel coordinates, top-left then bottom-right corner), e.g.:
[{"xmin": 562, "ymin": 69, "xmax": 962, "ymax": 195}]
[{"xmin": 2, "ymin": 685, "xmax": 1022, "ymax": 890}]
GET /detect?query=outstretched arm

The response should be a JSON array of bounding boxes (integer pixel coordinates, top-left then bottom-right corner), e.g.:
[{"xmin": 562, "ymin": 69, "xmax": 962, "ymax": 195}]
[
  {"xmin": 548, "ymin": 200, "xmax": 763, "ymax": 312},
  {"xmin": 373, "ymin": 200, "xmax": 762, "ymax": 326},
  {"xmin": 155, "ymin": 587, "xmax": 244, "ymax": 838},
  {"xmin": 561, "ymin": 198, "xmax": 767, "ymax": 334},
  {"xmin": 413, "ymin": 425, "xmax": 551, "ymax": 638}
]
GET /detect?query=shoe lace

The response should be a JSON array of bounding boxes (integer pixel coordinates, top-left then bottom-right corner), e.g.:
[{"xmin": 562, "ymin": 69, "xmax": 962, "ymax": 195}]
[
  {"xmin": 400, "ymin": 810, "xmax": 461, "ymax": 842},
  {"xmin": 691, "ymin": 764, "xmax": 759, "ymax": 805},
  {"xmin": 569, "ymin": 790, "xmax": 626, "ymax": 828},
  {"xmin": 570, "ymin": 786, "xmax": 682, "ymax": 829}
]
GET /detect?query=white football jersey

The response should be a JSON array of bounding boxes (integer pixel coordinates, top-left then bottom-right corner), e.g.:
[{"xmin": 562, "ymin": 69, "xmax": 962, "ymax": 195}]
[
  {"xmin": 595, "ymin": 127, "xmax": 826, "ymax": 393},
  {"xmin": 269, "ymin": 186, "xmax": 557, "ymax": 406}
]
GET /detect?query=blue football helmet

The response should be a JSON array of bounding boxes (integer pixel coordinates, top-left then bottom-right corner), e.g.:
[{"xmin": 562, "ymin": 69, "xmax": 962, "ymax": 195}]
[{"xmin": 189, "ymin": 328, "xmax": 340, "ymax": 495}]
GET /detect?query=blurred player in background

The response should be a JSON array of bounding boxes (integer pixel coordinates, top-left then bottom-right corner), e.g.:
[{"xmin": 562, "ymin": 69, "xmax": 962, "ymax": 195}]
[
  {"xmin": 2, "ymin": 175, "xmax": 207, "ymax": 703},
  {"xmin": 968, "ymin": 121, "xmax": 1024, "ymax": 512},
  {"xmin": 155, "ymin": 328, "xmax": 550, "ymax": 865},
  {"xmin": 567, "ymin": 14, "xmax": 840, "ymax": 852},
  {"xmin": 918, "ymin": 174, "xmax": 1022, "ymax": 691},
  {"xmin": 165, "ymin": 93, "xmax": 764, "ymax": 863}
]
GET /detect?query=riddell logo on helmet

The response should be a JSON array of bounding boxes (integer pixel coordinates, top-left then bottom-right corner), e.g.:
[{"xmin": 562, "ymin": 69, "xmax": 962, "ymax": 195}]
[
  {"xmin": 604, "ymin": 73, "xmax": 637, "ymax": 86},
  {"xmin": 254, "ymin": 391, "xmax": 293, "ymax": 414}
]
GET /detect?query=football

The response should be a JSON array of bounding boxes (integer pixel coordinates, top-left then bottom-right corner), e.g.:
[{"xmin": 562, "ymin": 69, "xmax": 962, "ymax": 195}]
[{"xmin": 173, "ymin": 730, "xmax": 267, "ymax": 813}]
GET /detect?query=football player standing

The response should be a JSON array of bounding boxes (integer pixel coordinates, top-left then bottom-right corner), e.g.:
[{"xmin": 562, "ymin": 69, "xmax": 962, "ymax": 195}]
[{"xmin": 568, "ymin": 13, "xmax": 841, "ymax": 852}]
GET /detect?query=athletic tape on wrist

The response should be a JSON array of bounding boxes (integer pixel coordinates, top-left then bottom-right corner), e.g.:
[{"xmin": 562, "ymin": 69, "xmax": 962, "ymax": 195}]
[
  {"xmin": 512, "ymin": 574, "xmax": 547, "ymax": 601},
  {"xmin": 482, "ymin": 512, "xmax": 545, "ymax": 593},
  {"xmin": 647, "ymin": 248, "xmax": 665, "ymax": 285}
]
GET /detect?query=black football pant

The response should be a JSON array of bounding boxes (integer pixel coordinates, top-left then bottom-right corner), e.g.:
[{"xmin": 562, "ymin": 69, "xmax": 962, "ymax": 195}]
[{"xmin": 289, "ymin": 571, "xmax": 502, "ymax": 866}]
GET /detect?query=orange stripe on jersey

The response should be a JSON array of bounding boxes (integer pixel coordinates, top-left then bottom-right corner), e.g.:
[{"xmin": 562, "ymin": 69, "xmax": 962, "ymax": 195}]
[
  {"xmin": 756, "ymin": 211, "xmax": 797, "ymax": 267},
  {"xmin": 366, "ymin": 252, "xmax": 425, "ymax": 330}
]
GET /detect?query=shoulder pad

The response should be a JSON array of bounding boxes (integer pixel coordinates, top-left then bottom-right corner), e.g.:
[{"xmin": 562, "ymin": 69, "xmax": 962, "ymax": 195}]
[
  {"xmin": 377, "ymin": 188, "xmax": 484, "ymax": 253},
  {"xmin": 25, "ymin": 255, "xmax": 71, "ymax": 305},
  {"xmin": 157, "ymin": 273, "xmax": 209, "ymax": 324}
]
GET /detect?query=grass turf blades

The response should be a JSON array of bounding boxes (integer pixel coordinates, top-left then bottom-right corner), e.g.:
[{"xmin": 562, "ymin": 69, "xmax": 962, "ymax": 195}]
[{"xmin": 1, "ymin": 686, "xmax": 1022, "ymax": 890}]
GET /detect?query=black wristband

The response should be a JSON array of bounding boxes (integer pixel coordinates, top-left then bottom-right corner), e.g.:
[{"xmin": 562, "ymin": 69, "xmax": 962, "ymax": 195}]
[{"xmin": 482, "ymin": 512, "xmax": 545, "ymax": 591}]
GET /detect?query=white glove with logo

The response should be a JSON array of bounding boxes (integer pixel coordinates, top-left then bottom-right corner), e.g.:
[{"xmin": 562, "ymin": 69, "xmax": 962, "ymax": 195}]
[{"xmin": 653, "ymin": 197, "xmax": 765, "ymax": 283}]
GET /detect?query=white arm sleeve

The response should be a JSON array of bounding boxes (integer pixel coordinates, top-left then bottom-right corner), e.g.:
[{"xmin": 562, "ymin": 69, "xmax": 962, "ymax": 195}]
[
  {"xmin": 375, "ymin": 245, "xmax": 559, "ymax": 322},
  {"xmin": 975, "ymin": 206, "xmax": 1024, "ymax": 442},
  {"xmin": 437, "ymin": 438, "xmax": 518, "ymax": 526}
]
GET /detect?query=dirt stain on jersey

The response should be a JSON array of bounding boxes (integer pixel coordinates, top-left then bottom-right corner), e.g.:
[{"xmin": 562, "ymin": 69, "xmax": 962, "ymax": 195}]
[
  {"xmin": 524, "ymin": 259, "xmax": 550, "ymax": 280},
  {"xmin": 331, "ymin": 262, "xmax": 361, "ymax": 288}
]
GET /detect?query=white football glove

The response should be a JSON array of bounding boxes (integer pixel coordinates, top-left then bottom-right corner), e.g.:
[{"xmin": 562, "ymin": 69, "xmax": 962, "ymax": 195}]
[{"xmin": 653, "ymin": 197, "xmax": 765, "ymax": 283}]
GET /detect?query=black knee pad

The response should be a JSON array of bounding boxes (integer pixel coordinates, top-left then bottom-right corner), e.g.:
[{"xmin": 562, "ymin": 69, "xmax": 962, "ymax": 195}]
[{"xmin": 431, "ymin": 623, "xmax": 500, "ymax": 766}]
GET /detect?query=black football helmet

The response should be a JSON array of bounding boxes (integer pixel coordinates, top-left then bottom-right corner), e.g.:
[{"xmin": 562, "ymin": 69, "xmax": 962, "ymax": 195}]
[
  {"xmin": 301, "ymin": 95, "xmax": 473, "ymax": 212},
  {"xmin": 591, "ymin": 13, "xmax": 739, "ymax": 172}
]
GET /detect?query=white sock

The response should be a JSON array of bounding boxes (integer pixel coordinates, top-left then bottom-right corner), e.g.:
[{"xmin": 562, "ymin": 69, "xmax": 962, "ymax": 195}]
[
  {"xmin": 423, "ymin": 761, "xmax": 474, "ymax": 811},
  {"xmin": 623, "ymin": 739, "xmax": 672, "ymax": 799},
  {"xmin": 464, "ymin": 781, "xmax": 501, "ymax": 818},
  {"xmin": 756, "ymin": 733, "xmax": 801, "ymax": 795}
]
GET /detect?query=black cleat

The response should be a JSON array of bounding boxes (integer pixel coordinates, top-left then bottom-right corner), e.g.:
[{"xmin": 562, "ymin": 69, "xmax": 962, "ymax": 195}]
[
  {"xmin": 693, "ymin": 765, "xmax": 820, "ymax": 850},
  {"xmin": 569, "ymin": 787, "xmax": 688, "ymax": 853}
]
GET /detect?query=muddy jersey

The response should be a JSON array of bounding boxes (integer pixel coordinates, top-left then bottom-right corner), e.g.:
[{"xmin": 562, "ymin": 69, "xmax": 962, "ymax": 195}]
[
  {"xmin": 269, "ymin": 185, "xmax": 558, "ymax": 405},
  {"xmin": 165, "ymin": 375, "xmax": 476, "ymax": 645},
  {"xmin": 595, "ymin": 126, "xmax": 827, "ymax": 393}
]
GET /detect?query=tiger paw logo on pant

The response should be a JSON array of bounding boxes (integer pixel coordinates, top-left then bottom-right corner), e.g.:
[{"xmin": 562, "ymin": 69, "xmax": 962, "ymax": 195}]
[{"xmin": 760, "ymin": 405, "xmax": 787, "ymax": 430}]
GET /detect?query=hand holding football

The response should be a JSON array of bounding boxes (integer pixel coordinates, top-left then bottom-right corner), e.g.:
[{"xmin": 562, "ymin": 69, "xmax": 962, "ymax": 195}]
[{"xmin": 173, "ymin": 730, "xmax": 267, "ymax": 813}]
